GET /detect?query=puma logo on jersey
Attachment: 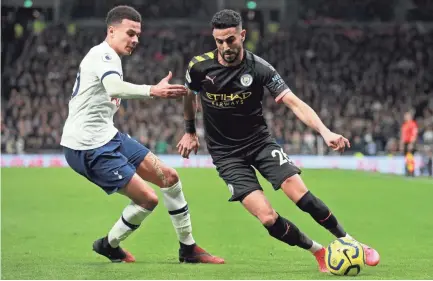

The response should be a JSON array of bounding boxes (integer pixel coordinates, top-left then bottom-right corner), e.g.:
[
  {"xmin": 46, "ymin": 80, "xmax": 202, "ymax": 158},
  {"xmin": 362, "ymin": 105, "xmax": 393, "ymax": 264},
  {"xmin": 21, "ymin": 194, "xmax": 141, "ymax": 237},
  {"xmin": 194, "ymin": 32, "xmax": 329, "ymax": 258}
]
[{"xmin": 205, "ymin": 75, "xmax": 216, "ymax": 84}]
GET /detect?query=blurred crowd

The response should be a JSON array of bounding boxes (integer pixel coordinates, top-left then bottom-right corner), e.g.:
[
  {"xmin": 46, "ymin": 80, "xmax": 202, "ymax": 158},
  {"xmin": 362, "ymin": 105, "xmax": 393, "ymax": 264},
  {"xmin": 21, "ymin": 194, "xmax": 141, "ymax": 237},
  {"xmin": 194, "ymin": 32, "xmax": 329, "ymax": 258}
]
[
  {"xmin": 71, "ymin": 0, "xmax": 211, "ymax": 20},
  {"xmin": 258, "ymin": 23, "xmax": 433, "ymax": 156},
  {"xmin": 300, "ymin": 0, "xmax": 395, "ymax": 22},
  {"xmin": 2, "ymin": 20, "xmax": 433, "ymax": 156},
  {"xmin": 299, "ymin": 0, "xmax": 433, "ymax": 22}
]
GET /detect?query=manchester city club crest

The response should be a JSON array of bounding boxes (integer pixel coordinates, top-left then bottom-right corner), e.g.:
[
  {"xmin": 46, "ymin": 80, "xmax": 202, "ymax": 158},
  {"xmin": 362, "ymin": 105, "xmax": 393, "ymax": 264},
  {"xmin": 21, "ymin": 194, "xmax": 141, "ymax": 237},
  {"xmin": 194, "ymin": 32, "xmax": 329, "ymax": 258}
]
[{"xmin": 240, "ymin": 73, "xmax": 253, "ymax": 87}]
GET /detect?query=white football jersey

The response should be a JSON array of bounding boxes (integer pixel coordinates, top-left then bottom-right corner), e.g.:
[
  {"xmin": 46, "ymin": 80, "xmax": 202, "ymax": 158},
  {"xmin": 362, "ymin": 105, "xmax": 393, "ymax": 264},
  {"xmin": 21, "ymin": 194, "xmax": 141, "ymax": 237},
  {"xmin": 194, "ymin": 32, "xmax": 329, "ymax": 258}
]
[{"xmin": 61, "ymin": 41, "xmax": 123, "ymax": 150}]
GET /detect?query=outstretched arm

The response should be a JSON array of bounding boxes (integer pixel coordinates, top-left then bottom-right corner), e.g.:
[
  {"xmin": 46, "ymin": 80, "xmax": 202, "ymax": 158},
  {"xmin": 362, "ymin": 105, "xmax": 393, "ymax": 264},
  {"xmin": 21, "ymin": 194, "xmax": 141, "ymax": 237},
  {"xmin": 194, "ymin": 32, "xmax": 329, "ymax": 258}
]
[
  {"xmin": 279, "ymin": 90, "xmax": 329, "ymax": 135},
  {"xmin": 103, "ymin": 71, "xmax": 187, "ymax": 99},
  {"xmin": 103, "ymin": 74, "xmax": 152, "ymax": 99},
  {"xmin": 279, "ymin": 90, "xmax": 350, "ymax": 152},
  {"xmin": 258, "ymin": 57, "xmax": 350, "ymax": 153}
]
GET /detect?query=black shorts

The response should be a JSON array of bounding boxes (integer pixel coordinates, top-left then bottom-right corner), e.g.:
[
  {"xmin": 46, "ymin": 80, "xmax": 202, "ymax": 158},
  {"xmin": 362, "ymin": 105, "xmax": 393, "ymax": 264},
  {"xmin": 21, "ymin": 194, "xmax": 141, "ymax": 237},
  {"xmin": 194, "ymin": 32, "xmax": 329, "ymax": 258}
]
[
  {"xmin": 404, "ymin": 143, "xmax": 415, "ymax": 155},
  {"xmin": 212, "ymin": 139, "xmax": 301, "ymax": 202}
]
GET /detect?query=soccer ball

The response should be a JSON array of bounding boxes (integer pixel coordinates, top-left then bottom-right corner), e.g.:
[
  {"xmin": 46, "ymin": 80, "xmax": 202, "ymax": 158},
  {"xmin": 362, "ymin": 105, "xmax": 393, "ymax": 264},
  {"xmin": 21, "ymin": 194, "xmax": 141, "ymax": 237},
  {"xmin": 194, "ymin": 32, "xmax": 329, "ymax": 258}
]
[{"xmin": 325, "ymin": 237, "xmax": 365, "ymax": 276}]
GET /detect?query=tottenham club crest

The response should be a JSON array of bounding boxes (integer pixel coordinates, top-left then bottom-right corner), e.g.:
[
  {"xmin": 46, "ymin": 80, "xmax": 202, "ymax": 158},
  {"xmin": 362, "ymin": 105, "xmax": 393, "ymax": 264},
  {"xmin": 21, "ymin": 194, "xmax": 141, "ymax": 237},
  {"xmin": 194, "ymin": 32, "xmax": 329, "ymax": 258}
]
[{"xmin": 240, "ymin": 73, "xmax": 253, "ymax": 87}]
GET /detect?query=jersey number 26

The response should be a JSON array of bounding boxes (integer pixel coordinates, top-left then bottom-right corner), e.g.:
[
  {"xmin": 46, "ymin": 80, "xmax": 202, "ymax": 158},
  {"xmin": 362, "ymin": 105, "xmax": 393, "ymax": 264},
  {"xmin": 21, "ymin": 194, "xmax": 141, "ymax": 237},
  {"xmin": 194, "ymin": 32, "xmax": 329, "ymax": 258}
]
[{"xmin": 271, "ymin": 148, "xmax": 292, "ymax": 166}]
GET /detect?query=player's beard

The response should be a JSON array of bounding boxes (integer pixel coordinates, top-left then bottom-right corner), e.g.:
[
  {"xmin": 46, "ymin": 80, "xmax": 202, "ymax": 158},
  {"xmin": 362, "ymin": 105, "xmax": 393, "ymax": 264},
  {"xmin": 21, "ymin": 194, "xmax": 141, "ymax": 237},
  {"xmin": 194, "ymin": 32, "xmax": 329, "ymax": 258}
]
[{"xmin": 222, "ymin": 49, "xmax": 239, "ymax": 64}]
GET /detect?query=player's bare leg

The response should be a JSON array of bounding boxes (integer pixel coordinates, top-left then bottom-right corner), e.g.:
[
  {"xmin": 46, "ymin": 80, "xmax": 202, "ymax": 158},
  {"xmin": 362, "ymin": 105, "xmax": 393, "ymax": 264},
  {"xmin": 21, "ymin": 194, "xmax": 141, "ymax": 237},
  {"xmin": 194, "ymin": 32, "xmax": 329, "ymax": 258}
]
[
  {"xmin": 136, "ymin": 152, "xmax": 224, "ymax": 264},
  {"xmin": 241, "ymin": 190, "xmax": 327, "ymax": 272},
  {"xmin": 280, "ymin": 174, "xmax": 380, "ymax": 266},
  {"xmin": 93, "ymin": 174, "xmax": 158, "ymax": 263}
]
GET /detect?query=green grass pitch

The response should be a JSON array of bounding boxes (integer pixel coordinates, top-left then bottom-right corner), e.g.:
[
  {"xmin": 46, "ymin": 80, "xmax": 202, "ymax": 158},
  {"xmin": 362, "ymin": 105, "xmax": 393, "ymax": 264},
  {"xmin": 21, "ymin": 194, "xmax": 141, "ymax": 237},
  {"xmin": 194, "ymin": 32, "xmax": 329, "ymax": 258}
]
[{"xmin": 2, "ymin": 168, "xmax": 433, "ymax": 279}]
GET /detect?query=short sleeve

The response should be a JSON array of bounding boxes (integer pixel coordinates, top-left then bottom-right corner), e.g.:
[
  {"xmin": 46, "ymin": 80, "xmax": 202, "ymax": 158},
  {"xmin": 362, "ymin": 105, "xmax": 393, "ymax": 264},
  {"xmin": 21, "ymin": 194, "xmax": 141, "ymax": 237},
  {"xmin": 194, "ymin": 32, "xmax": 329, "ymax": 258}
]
[
  {"xmin": 260, "ymin": 61, "xmax": 290, "ymax": 103},
  {"xmin": 185, "ymin": 61, "xmax": 202, "ymax": 93},
  {"xmin": 93, "ymin": 50, "xmax": 123, "ymax": 82}
]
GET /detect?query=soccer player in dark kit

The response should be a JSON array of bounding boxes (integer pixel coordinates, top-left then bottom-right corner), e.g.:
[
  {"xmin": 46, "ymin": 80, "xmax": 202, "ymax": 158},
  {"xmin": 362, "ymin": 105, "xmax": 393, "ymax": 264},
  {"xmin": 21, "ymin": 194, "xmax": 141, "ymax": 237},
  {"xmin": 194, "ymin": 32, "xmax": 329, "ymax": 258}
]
[{"xmin": 177, "ymin": 9, "xmax": 380, "ymax": 272}]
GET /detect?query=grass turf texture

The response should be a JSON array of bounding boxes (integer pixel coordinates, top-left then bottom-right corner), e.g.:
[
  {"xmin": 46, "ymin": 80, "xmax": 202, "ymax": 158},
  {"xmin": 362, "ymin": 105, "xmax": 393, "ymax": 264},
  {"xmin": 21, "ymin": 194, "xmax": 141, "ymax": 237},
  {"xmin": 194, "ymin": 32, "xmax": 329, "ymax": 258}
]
[{"xmin": 2, "ymin": 168, "xmax": 433, "ymax": 279}]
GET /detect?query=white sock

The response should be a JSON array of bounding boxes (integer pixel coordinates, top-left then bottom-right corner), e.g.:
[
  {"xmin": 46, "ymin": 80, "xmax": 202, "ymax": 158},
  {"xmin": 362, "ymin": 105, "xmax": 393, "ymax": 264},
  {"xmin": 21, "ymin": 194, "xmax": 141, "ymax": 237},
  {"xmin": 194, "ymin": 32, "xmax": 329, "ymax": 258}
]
[
  {"xmin": 161, "ymin": 181, "xmax": 195, "ymax": 245},
  {"xmin": 309, "ymin": 241, "xmax": 323, "ymax": 254},
  {"xmin": 344, "ymin": 233, "xmax": 364, "ymax": 246},
  {"xmin": 107, "ymin": 202, "xmax": 152, "ymax": 248},
  {"xmin": 345, "ymin": 233, "xmax": 354, "ymax": 240}
]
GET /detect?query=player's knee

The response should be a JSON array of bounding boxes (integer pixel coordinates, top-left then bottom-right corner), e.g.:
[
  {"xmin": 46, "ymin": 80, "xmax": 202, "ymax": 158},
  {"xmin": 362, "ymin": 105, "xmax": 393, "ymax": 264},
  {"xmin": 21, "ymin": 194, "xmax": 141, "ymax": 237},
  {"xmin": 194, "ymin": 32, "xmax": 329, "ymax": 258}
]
[
  {"xmin": 136, "ymin": 189, "xmax": 159, "ymax": 211},
  {"xmin": 164, "ymin": 167, "xmax": 179, "ymax": 187},
  {"xmin": 257, "ymin": 209, "xmax": 278, "ymax": 227},
  {"xmin": 281, "ymin": 175, "xmax": 295, "ymax": 187},
  {"xmin": 281, "ymin": 174, "xmax": 309, "ymax": 202},
  {"xmin": 147, "ymin": 191, "xmax": 159, "ymax": 209}
]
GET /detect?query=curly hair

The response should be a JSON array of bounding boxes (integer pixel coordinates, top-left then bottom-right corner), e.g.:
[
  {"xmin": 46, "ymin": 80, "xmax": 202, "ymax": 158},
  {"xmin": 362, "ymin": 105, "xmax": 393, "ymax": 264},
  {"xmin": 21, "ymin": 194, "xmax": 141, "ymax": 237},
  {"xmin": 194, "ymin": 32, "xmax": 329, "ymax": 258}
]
[{"xmin": 211, "ymin": 9, "xmax": 242, "ymax": 29}]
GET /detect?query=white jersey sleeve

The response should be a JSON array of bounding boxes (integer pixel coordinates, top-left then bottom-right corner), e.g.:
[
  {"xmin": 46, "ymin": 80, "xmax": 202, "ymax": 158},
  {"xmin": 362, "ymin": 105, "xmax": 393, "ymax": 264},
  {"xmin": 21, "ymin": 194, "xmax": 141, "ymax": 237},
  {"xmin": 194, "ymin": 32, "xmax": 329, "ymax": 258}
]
[
  {"xmin": 94, "ymin": 49, "xmax": 123, "ymax": 82},
  {"xmin": 60, "ymin": 41, "xmax": 123, "ymax": 150}
]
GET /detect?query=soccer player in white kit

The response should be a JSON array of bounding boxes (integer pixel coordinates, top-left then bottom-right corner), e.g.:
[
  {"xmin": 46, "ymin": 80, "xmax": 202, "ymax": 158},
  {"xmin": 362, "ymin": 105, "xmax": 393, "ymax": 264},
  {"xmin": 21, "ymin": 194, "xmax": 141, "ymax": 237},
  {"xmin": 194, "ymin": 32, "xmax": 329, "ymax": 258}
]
[{"xmin": 60, "ymin": 5, "xmax": 224, "ymax": 264}]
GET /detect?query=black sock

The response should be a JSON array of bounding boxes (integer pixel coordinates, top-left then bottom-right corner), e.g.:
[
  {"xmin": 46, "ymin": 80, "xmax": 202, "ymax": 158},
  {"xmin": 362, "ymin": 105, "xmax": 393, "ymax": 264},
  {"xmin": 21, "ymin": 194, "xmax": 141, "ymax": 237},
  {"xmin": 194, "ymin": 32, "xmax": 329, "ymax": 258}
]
[
  {"xmin": 297, "ymin": 191, "xmax": 347, "ymax": 238},
  {"xmin": 328, "ymin": 224, "xmax": 346, "ymax": 238},
  {"xmin": 265, "ymin": 215, "xmax": 313, "ymax": 250}
]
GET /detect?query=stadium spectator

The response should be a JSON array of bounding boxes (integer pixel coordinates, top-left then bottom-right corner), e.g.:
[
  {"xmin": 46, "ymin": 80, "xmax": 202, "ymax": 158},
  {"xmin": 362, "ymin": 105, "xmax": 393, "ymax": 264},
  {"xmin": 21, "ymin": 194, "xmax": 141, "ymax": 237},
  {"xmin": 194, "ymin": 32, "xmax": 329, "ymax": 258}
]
[
  {"xmin": 300, "ymin": 0, "xmax": 395, "ymax": 22},
  {"xmin": 2, "ymin": 22, "xmax": 432, "ymax": 156}
]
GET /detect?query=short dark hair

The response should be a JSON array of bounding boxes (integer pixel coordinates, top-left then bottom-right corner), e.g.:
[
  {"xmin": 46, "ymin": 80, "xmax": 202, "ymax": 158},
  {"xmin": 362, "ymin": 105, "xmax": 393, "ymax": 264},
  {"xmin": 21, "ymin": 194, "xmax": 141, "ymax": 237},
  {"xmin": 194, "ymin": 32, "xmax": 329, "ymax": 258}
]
[
  {"xmin": 106, "ymin": 5, "xmax": 141, "ymax": 26},
  {"xmin": 211, "ymin": 9, "xmax": 242, "ymax": 30}
]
